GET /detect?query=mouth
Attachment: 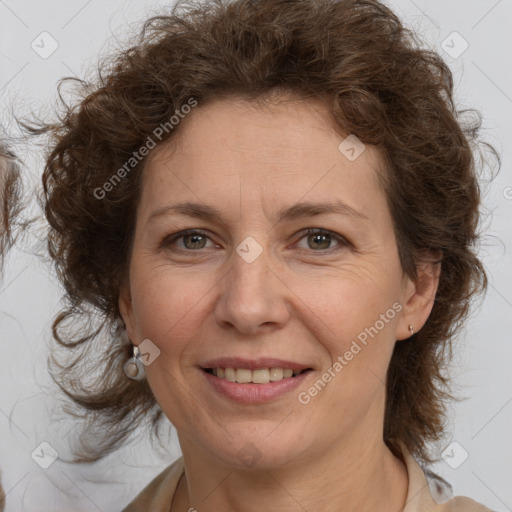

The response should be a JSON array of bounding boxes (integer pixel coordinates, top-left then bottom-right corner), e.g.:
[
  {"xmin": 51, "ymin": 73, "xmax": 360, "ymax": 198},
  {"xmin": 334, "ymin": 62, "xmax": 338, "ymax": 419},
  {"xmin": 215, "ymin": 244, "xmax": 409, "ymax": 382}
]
[
  {"xmin": 202, "ymin": 367, "xmax": 313, "ymax": 384},
  {"xmin": 199, "ymin": 358, "xmax": 316, "ymax": 404}
]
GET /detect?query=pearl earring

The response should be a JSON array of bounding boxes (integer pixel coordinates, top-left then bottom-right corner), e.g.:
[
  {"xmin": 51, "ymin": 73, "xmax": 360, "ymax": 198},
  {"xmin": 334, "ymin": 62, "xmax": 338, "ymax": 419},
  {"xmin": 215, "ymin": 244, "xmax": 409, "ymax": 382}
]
[
  {"xmin": 124, "ymin": 344, "xmax": 145, "ymax": 381},
  {"xmin": 408, "ymin": 324, "xmax": 414, "ymax": 337},
  {"xmin": 118, "ymin": 321, "xmax": 145, "ymax": 381}
]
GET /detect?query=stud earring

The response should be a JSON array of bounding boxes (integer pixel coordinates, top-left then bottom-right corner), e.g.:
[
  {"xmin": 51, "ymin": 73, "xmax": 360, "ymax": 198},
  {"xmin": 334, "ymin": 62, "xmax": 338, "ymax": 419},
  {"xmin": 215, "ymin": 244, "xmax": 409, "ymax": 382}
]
[{"xmin": 408, "ymin": 324, "xmax": 414, "ymax": 337}]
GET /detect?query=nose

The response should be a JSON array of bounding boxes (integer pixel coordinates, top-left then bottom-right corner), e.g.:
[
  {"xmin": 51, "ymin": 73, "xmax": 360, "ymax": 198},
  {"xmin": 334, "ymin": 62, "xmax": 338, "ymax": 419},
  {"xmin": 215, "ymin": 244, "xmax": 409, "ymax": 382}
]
[{"xmin": 214, "ymin": 242, "xmax": 291, "ymax": 335}]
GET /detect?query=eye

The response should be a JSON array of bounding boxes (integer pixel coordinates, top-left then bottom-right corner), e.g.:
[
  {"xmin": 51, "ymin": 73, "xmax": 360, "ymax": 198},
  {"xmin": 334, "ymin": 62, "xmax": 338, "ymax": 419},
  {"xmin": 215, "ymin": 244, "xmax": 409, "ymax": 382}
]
[
  {"xmin": 295, "ymin": 228, "xmax": 349, "ymax": 252},
  {"xmin": 162, "ymin": 229, "xmax": 216, "ymax": 251},
  {"xmin": 161, "ymin": 228, "xmax": 350, "ymax": 254}
]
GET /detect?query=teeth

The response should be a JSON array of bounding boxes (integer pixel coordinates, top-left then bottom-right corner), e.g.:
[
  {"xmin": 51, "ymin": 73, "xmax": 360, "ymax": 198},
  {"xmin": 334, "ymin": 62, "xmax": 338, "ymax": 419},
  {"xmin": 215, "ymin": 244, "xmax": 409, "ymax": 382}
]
[
  {"xmin": 235, "ymin": 369, "xmax": 253, "ymax": 383},
  {"xmin": 269, "ymin": 368, "xmax": 283, "ymax": 381},
  {"xmin": 210, "ymin": 367, "xmax": 303, "ymax": 383},
  {"xmin": 225, "ymin": 368, "xmax": 236, "ymax": 382}
]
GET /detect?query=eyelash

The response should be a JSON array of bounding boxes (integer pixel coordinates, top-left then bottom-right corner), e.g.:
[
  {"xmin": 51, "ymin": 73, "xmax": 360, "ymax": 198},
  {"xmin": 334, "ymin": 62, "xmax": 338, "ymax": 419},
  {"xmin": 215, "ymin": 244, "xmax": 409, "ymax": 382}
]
[{"xmin": 162, "ymin": 228, "xmax": 350, "ymax": 254}]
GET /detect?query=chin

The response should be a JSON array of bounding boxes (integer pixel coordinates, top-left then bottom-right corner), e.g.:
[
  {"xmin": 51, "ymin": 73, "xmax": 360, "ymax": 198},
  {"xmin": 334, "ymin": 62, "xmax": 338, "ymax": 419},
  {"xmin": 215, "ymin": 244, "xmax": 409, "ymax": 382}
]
[{"xmin": 210, "ymin": 433, "xmax": 308, "ymax": 471}]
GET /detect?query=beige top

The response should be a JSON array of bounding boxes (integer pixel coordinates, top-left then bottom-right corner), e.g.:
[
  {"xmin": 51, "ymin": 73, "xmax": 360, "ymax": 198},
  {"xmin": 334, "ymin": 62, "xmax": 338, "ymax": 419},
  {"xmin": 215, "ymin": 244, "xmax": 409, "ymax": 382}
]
[{"xmin": 122, "ymin": 445, "xmax": 494, "ymax": 512}]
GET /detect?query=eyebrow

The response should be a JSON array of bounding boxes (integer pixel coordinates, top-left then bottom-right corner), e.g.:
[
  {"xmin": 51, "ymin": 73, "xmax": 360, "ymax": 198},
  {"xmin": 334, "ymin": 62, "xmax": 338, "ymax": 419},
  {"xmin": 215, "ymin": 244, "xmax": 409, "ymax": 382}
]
[{"xmin": 148, "ymin": 200, "xmax": 370, "ymax": 225}]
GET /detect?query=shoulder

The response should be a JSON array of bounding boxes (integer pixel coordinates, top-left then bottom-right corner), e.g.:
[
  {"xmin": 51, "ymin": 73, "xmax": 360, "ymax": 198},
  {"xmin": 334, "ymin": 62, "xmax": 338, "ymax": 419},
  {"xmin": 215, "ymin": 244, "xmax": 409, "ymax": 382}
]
[
  {"xmin": 122, "ymin": 457, "xmax": 185, "ymax": 512},
  {"xmin": 439, "ymin": 496, "xmax": 496, "ymax": 512},
  {"xmin": 399, "ymin": 442, "xmax": 495, "ymax": 512}
]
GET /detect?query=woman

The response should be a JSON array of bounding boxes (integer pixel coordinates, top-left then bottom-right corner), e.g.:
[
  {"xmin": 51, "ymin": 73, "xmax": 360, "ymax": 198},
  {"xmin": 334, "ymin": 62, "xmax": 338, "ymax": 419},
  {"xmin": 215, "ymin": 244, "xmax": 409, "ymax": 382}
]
[{"xmin": 36, "ymin": 0, "xmax": 498, "ymax": 510}]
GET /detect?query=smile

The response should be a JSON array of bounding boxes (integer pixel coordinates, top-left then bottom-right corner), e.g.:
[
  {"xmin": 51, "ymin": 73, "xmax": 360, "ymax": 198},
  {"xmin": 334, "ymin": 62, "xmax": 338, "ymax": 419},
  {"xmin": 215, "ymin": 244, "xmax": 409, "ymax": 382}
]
[{"xmin": 204, "ymin": 367, "xmax": 312, "ymax": 384}]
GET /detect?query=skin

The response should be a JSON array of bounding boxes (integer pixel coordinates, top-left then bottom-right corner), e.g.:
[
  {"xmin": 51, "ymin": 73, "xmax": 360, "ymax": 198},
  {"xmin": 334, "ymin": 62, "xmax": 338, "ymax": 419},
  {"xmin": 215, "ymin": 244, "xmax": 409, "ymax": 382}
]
[{"xmin": 119, "ymin": 95, "xmax": 440, "ymax": 512}]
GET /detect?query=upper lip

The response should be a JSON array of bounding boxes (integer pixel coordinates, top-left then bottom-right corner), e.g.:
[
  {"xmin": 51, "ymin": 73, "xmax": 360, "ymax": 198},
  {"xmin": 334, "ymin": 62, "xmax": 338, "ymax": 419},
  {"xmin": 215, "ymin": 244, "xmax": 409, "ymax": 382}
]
[{"xmin": 200, "ymin": 357, "xmax": 313, "ymax": 372}]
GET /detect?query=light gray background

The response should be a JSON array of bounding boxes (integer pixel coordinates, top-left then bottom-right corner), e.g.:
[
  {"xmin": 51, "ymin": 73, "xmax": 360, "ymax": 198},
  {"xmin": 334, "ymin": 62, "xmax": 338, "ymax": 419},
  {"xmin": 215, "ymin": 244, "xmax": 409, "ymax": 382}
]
[{"xmin": 0, "ymin": 0, "xmax": 511, "ymax": 511}]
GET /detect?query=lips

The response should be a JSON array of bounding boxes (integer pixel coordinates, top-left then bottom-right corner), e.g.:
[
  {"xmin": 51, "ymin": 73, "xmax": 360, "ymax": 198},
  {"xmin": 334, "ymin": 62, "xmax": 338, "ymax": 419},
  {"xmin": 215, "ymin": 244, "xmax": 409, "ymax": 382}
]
[{"xmin": 201, "ymin": 365, "xmax": 313, "ymax": 404}]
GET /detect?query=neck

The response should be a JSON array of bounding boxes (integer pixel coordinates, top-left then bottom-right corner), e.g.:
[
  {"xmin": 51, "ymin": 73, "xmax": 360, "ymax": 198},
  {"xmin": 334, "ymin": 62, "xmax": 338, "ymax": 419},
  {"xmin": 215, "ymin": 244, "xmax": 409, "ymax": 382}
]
[{"xmin": 172, "ymin": 432, "xmax": 408, "ymax": 512}]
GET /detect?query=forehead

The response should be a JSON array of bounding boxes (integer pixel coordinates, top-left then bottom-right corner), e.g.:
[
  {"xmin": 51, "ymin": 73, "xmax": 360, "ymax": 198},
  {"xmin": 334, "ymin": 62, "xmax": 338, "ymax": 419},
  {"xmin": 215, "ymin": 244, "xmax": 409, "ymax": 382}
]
[
  {"xmin": 140, "ymin": 97, "xmax": 388, "ymax": 225},
  {"xmin": 148, "ymin": 97, "xmax": 383, "ymax": 177}
]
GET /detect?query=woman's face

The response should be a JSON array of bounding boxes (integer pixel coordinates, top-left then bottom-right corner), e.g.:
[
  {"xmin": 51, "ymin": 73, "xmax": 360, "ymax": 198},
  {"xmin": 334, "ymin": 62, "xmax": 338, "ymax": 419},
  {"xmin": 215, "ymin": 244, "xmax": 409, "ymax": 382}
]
[{"xmin": 120, "ymin": 96, "xmax": 435, "ymax": 469}]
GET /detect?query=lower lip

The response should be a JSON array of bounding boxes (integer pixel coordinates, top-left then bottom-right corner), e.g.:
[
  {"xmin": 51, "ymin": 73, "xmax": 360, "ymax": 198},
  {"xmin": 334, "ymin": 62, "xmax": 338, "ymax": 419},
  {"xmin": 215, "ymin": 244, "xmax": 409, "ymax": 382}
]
[{"xmin": 201, "ymin": 369, "xmax": 313, "ymax": 404}]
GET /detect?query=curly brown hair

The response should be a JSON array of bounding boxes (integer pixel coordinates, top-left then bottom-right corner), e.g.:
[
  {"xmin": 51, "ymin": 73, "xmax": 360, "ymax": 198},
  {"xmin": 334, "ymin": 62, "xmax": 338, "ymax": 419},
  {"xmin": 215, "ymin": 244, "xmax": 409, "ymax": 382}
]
[
  {"xmin": 0, "ymin": 139, "xmax": 23, "ymax": 272},
  {"xmin": 1, "ymin": 137, "xmax": 25, "ymax": 512},
  {"xmin": 33, "ymin": 0, "xmax": 498, "ymax": 464}
]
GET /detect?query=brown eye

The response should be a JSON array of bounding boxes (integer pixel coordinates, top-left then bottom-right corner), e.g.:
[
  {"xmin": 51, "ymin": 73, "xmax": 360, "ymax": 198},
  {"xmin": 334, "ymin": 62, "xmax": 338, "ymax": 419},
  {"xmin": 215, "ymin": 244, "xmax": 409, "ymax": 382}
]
[
  {"xmin": 182, "ymin": 233, "xmax": 208, "ymax": 250},
  {"xmin": 296, "ymin": 229, "xmax": 348, "ymax": 252},
  {"xmin": 307, "ymin": 232, "xmax": 331, "ymax": 250},
  {"xmin": 162, "ymin": 229, "xmax": 214, "ymax": 252}
]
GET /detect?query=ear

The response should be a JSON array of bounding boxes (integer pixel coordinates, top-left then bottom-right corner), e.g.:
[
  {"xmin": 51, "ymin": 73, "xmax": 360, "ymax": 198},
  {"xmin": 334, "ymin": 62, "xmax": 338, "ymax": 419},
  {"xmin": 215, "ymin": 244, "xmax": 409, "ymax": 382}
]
[
  {"xmin": 396, "ymin": 256, "xmax": 441, "ymax": 340},
  {"xmin": 118, "ymin": 280, "xmax": 136, "ymax": 342}
]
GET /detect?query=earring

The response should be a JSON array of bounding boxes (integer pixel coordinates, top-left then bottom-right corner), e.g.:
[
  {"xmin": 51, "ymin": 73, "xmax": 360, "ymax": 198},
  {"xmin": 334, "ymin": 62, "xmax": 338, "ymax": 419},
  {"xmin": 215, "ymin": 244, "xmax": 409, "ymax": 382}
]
[
  {"xmin": 124, "ymin": 344, "xmax": 145, "ymax": 381},
  {"xmin": 118, "ymin": 321, "xmax": 145, "ymax": 381},
  {"xmin": 408, "ymin": 324, "xmax": 414, "ymax": 337}
]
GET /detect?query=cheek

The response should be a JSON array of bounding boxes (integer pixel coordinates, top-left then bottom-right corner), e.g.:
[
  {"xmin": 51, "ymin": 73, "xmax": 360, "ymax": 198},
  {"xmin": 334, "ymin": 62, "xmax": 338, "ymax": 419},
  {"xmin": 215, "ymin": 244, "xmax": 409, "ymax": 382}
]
[
  {"xmin": 129, "ymin": 261, "xmax": 215, "ymax": 352},
  {"xmin": 300, "ymin": 274, "xmax": 401, "ymax": 414},
  {"xmin": 295, "ymin": 260, "xmax": 400, "ymax": 331},
  {"xmin": 291, "ymin": 265, "xmax": 402, "ymax": 383}
]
